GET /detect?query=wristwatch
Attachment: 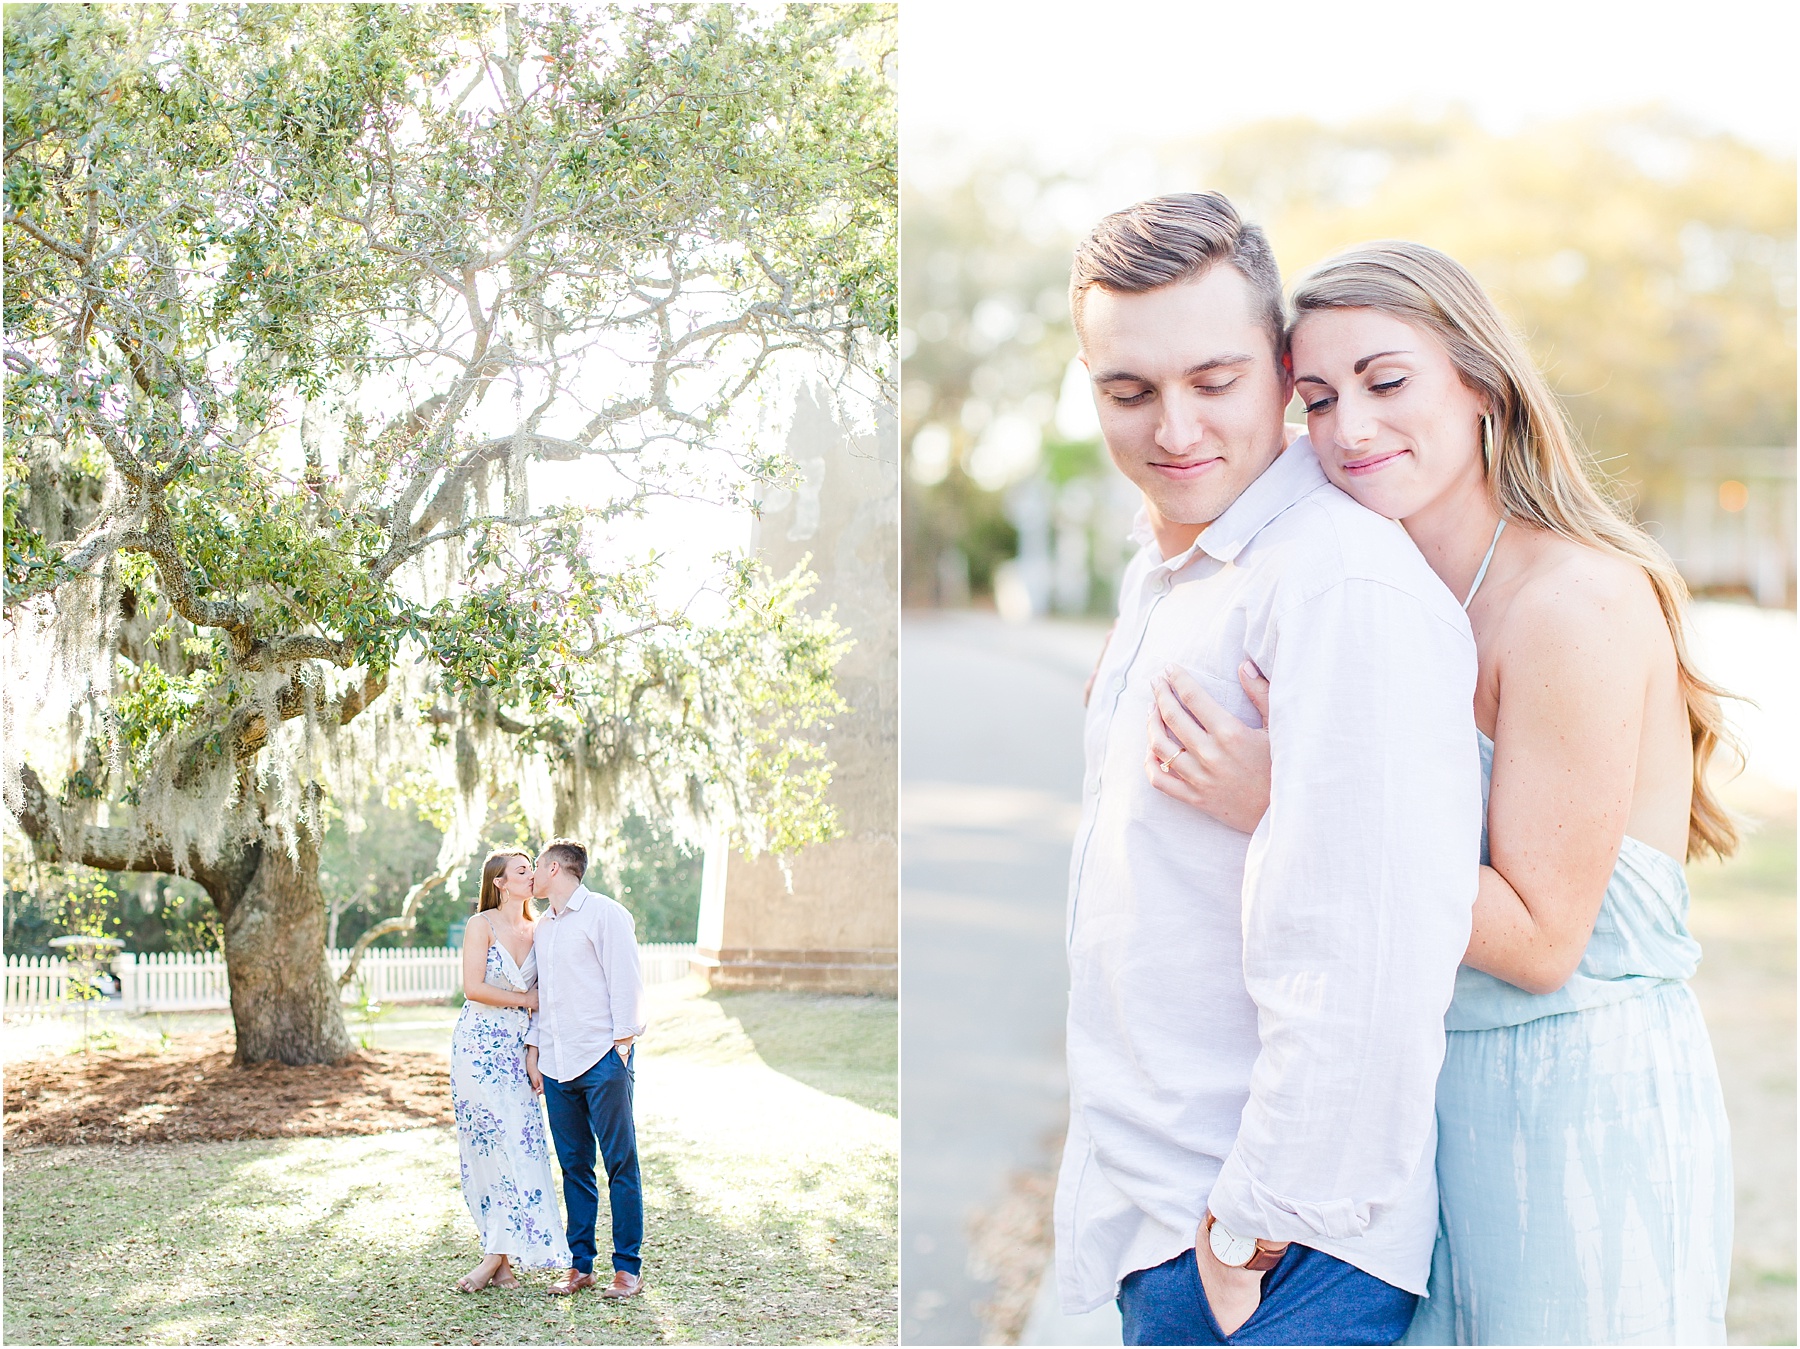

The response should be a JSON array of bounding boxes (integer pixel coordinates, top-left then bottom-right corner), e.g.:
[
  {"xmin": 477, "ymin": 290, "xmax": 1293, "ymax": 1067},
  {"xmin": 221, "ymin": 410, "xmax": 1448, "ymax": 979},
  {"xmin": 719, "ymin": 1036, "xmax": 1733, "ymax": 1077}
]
[{"xmin": 1204, "ymin": 1210, "xmax": 1290, "ymax": 1272}]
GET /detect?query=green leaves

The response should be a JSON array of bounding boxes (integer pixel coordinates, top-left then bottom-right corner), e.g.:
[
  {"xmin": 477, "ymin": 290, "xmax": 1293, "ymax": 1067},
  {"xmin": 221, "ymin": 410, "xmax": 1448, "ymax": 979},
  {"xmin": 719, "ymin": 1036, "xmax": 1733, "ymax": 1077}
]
[
  {"xmin": 4, "ymin": 2, "xmax": 891, "ymax": 872},
  {"xmin": 114, "ymin": 661, "xmax": 220, "ymax": 763}
]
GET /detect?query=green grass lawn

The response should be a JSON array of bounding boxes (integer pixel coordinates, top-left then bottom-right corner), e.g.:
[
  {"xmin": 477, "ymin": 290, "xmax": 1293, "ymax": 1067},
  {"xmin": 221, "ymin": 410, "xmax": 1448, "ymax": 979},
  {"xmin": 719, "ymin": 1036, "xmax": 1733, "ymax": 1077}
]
[
  {"xmin": 1688, "ymin": 820, "xmax": 1797, "ymax": 1347},
  {"xmin": 3, "ymin": 981, "xmax": 897, "ymax": 1345}
]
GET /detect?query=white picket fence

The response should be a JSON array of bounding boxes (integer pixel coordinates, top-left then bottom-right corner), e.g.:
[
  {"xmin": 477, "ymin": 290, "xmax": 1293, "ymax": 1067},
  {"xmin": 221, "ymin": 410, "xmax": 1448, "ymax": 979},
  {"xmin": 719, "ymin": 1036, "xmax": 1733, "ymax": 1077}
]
[
  {"xmin": 2, "ymin": 942, "xmax": 699, "ymax": 1013},
  {"xmin": 2, "ymin": 954, "xmax": 80, "ymax": 1011},
  {"xmin": 639, "ymin": 942, "xmax": 698, "ymax": 986},
  {"xmin": 126, "ymin": 950, "xmax": 233, "ymax": 1011},
  {"xmin": 331, "ymin": 947, "xmax": 460, "ymax": 1008}
]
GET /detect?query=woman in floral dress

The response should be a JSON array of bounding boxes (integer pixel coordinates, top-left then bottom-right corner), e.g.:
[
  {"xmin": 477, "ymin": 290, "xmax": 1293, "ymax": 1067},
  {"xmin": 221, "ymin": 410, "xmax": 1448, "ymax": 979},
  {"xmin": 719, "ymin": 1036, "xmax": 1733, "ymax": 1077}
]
[{"xmin": 451, "ymin": 849, "xmax": 571, "ymax": 1291}]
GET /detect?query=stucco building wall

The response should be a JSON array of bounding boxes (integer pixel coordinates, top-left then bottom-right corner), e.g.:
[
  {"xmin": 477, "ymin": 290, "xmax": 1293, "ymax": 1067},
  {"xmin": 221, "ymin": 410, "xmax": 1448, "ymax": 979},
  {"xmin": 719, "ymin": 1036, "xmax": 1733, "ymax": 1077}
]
[{"xmin": 693, "ymin": 387, "xmax": 898, "ymax": 994}]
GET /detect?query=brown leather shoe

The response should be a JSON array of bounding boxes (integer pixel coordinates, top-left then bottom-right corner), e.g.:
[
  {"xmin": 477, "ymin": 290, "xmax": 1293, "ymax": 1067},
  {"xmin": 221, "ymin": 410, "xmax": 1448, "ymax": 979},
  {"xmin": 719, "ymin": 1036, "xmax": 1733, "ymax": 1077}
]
[
  {"xmin": 547, "ymin": 1267, "xmax": 597, "ymax": 1296},
  {"xmin": 598, "ymin": 1270, "xmax": 644, "ymax": 1299}
]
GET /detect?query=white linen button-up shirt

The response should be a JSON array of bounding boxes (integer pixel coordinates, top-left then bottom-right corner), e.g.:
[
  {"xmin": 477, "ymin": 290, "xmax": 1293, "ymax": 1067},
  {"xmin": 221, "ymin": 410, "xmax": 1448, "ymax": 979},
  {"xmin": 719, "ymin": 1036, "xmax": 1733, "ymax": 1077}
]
[
  {"xmin": 523, "ymin": 883, "xmax": 647, "ymax": 1082},
  {"xmin": 1054, "ymin": 438, "xmax": 1481, "ymax": 1312}
]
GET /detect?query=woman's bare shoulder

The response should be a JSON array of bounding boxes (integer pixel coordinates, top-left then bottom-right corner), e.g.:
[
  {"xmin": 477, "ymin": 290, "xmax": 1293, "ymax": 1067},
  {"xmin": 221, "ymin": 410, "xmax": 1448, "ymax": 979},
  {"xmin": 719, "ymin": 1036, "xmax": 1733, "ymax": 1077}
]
[{"xmin": 1500, "ymin": 531, "xmax": 1666, "ymax": 660}]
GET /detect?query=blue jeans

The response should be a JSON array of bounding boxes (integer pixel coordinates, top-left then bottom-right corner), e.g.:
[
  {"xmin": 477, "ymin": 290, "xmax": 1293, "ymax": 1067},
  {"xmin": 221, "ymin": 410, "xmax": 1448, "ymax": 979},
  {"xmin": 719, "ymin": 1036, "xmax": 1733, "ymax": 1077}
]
[
  {"xmin": 542, "ymin": 1047, "xmax": 642, "ymax": 1276},
  {"xmin": 1118, "ymin": 1245, "xmax": 1417, "ymax": 1346}
]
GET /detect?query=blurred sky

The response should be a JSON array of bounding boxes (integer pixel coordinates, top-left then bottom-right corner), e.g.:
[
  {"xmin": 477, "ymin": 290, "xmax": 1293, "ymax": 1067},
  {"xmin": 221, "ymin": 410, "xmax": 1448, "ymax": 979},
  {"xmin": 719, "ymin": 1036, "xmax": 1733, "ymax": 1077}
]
[{"xmin": 902, "ymin": 0, "xmax": 1797, "ymax": 181}]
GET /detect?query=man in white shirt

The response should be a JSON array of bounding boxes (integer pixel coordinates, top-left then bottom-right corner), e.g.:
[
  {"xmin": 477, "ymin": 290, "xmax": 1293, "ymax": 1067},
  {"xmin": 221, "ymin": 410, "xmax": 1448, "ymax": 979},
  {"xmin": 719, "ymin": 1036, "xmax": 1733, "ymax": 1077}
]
[
  {"xmin": 523, "ymin": 838, "xmax": 648, "ymax": 1299},
  {"xmin": 1055, "ymin": 193, "xmax": 1480, "ymax": 1345}
]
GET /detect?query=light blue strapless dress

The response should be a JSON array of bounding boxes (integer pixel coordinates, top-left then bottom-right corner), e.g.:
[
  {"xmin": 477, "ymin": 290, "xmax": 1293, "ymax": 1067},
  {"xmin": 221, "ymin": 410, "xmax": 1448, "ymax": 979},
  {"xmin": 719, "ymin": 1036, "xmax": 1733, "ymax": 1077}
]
[{"xmin": 1403, "ymin": 731, "xmax": 1733, "ymax": 1345}]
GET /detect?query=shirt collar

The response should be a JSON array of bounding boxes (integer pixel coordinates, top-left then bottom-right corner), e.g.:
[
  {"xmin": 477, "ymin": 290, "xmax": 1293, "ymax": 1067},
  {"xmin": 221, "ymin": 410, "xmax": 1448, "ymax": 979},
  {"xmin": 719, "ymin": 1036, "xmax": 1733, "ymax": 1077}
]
[
  {"xmin": 1127, "ymin": 506, "xmax": 1157, "ymax": 550},
  {"xmin": 1195, "ymin": 435, "xmax": 1327, "ymax": 565},
  {"xmin": 1124, "ymin": 436, "xmax": 1326, "ymax": 571},
  {"xmin": 547, "ymin": 883, "xmax": 591, "ymax": 919},
  {"xmin": 1129, "ymin": 504, "xmax": 1211, "ymax": 572}
]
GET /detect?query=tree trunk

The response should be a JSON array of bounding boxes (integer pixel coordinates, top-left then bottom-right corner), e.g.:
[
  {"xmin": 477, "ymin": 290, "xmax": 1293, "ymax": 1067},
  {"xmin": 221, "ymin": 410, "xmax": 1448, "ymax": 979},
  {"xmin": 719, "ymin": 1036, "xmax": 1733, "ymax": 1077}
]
[
  {"xmin": 13, "ymin": 759, "xmax": 356, "ymax": 1065},
  {"xmin": 222, "ymin": 833, "xmax": 355, "ymax": 1066}
]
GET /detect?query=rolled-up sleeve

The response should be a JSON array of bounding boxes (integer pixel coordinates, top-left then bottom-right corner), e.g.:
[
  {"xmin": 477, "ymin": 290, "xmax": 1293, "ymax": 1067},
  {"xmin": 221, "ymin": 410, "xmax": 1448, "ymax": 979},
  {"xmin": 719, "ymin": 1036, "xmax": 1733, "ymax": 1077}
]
[
  {"xmin": 602, "ymin": 905, "xmax": 647, "ymax": 1040},
  {"xmin": 1207, "ymin": 577, "xmax": 1480, "ymax": 1246}
]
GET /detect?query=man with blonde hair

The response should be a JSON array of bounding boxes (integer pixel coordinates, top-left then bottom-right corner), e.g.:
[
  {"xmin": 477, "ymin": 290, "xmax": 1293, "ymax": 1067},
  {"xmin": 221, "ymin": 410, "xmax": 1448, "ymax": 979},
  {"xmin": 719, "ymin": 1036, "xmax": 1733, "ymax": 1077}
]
[{"xmin": 1056, "ymin": 192, "xmax": 1479, "ymax": 1344}]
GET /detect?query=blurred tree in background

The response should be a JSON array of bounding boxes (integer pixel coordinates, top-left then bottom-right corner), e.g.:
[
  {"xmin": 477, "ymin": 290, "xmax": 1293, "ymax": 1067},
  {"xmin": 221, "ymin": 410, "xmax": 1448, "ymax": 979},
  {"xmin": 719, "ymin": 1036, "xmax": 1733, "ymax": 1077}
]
[
  {"xmin": 901, "ymin": 169, "xmax": 1064, "ymax": 605},
  {"xmin": 4, "ymin": 789, "xmax": 705, "ymax": 957},
  {"xmin": 604, "ymin": 812, "xmax": 704, "ymax": 943},
  {"xmin": 902, "ymin": 110, "xmax": 1795, "ymax": 611},
  {"xmin": 6, "ymin": 857, "xmax": 215, "ymax": 958}
]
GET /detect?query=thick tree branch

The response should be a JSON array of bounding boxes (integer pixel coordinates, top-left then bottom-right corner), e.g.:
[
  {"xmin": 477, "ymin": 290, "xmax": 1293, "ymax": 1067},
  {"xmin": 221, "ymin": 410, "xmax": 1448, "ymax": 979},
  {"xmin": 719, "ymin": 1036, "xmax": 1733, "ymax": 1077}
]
[
  {"xmin": 239, "ymin": 634, "xmax": 356, "ymax": 672},
  {"xmin": 2, "ymin": 503, "xmax": 146, "ymax": 612},
  {"xmin": 4, "ymin": 209, "xmax": 89, "ymax": 263},
  {"xmin": 371, "ymin": 343, "xmax": 513, "ymax": 573},
  {"xmin": 390, "ymin": 429, "xmax": 637, "ymax": 572},
  {"xmin": 224, "ymin": 670, "xmax": 389, "ymax": 764},
  {"xmin": 336, "ymin": 859, "xmax": 457, "ymax": 988},
  {"xmin": 115, "ymin": 490, "xmax": 365, "ymax": 673},
  {"xmin": 332, "ymin": 672, "xmax": 389, "ymax": 728},
  {"xmin": 9, "ymin": 762, "xmax": 258, "ymax": 913},
  {"xmin": 120, "ymin": 506, "xmax": 256, "ymax": 658}
]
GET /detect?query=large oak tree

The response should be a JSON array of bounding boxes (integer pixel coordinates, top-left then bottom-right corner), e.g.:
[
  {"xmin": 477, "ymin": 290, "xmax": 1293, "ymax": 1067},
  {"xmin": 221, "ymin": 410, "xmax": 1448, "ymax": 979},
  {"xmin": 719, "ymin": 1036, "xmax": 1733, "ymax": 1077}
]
[{"xmin": 3, "ymin": 3, "xmax": 896, "ymax": 1063}]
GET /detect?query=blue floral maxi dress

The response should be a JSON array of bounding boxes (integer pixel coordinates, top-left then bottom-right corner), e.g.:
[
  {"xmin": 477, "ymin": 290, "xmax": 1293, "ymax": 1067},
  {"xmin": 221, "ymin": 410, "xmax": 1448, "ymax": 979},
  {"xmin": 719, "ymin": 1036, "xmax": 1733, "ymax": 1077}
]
[{"xmin": 450, "ymin": 940, "xmax": 572, "ymax": 1269}]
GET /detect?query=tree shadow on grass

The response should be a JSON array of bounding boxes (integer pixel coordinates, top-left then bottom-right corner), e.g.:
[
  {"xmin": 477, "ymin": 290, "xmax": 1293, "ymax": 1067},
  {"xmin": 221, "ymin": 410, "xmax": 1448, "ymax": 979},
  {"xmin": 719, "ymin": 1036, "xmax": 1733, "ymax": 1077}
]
[
  {"xmin": 4, "ymin": 1123, "xmax": 897, "ymax": 1346},
  {"xmin": 704, "ymin": 992, "xmax": 897, "ymax": 1117}
]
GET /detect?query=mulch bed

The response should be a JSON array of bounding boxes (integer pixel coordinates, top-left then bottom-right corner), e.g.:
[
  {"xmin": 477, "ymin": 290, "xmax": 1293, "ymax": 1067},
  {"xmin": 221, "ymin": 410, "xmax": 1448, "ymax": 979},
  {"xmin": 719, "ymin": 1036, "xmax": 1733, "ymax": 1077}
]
[{"xmin": 3, "ymin": 1032, "xmax": 452, "ymax": 1147}]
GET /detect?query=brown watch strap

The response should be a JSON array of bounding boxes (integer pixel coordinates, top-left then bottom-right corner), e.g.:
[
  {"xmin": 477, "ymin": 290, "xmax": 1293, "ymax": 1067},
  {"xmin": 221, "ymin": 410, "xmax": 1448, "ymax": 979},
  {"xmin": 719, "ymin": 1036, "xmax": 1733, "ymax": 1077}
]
[
  {"xmin": 1243, "ymin": 1241, "xmax": 1290, "ymax": 1272},
  {"xmin": 1204, "ymin": 1210, "xmax": 1290, "ymax": 1272}
]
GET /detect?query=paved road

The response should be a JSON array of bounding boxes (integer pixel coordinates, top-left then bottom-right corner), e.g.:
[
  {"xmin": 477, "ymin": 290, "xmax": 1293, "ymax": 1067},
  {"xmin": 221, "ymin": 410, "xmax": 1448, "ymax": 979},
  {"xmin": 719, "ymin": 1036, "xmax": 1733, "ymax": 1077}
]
[{"xmin": 900, "ymin": 612, "xmax": 1108, "ymax": 1345}]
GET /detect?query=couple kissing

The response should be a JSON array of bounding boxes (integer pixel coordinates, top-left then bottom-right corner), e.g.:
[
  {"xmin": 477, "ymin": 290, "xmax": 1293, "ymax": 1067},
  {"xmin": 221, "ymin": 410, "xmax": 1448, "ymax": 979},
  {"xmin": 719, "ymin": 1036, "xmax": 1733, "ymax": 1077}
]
[{"xmin": 449, "ymin": 838, "xmax": 647, "ymax": 1300}]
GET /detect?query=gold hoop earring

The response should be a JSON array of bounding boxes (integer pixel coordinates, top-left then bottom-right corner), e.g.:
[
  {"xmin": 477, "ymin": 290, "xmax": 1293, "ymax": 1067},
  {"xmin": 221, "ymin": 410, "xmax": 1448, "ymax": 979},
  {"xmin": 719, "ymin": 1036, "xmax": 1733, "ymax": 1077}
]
[{"xmin": 1481, "ymin": 415, "xmax": 1494, "ymax": 474}]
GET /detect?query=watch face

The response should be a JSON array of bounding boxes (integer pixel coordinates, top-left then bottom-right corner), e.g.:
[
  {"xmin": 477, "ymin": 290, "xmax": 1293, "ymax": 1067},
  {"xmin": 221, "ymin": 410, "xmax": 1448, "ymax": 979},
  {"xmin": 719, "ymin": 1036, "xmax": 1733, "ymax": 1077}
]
[{"xmin": 1208, "ymin": 1219, "xmax": 1259, "ymax": 1268}]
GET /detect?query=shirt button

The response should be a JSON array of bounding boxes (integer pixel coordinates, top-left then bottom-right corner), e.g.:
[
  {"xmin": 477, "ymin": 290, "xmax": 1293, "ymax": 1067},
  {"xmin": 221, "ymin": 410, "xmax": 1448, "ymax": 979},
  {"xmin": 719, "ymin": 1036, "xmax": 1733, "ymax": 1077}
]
[
  {"xmin": 1153, "ymin": 575, "xmax": 1171, "ymax": 594},
  {"xmin": 1086, "ymin": 776, "xmax": 1101, "ymax": 794},
  {"xmin": 1110, "ymin": 675, "xmax": 1126, "ymax": 694}
]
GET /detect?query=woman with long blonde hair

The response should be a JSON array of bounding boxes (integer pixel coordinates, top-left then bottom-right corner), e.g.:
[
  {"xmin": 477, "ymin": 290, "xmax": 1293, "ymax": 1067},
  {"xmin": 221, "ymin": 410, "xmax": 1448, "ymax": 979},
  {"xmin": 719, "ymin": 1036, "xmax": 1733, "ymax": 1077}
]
[
  {"xmin": 449, "ymin": 849, "xmax": 570, "ymax": 1292},
  {"xmin": 1148, "ymin": 241, "xmax": 1734, "ymax": 1343}
]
